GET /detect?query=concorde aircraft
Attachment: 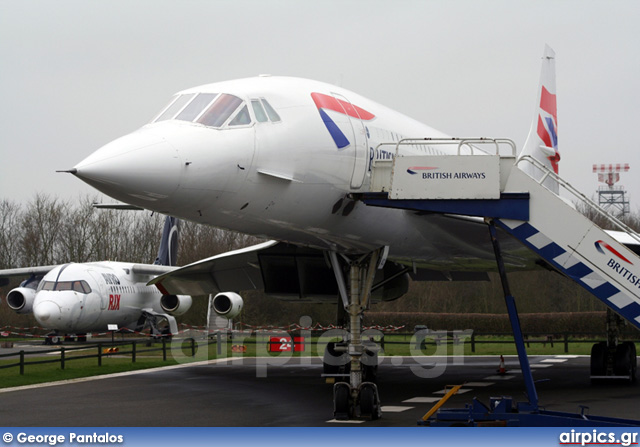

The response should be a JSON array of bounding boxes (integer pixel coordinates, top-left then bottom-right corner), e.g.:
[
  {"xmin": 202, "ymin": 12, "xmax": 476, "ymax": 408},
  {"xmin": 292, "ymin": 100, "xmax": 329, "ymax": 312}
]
[
  {"xmin": 0, "ymin": 216, "xmax": 193, "ymax": 343},
  {"xmin": 65, "ymin": 45, "xmax": 640, "ymax": 419}
]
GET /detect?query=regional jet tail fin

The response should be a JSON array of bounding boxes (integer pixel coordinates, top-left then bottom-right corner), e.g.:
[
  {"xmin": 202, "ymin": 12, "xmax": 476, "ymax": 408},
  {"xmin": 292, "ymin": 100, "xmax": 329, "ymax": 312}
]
[
  {"xmin": 518, "ymin": 44, "xmax": 560, "ymax": 194},
  {"xmin": 154, "ymin": 216, "xmax": 179, "ymax": 266}
]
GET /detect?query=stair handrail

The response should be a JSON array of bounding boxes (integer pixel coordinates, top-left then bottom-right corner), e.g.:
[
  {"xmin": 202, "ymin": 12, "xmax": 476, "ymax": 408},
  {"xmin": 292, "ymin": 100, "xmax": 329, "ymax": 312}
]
[
  {"xmin": 372, "ymin": 137, "xmax": 517, "ymax": 159},
  {"xmin": 516, "ymin": 155, "xmax": 640, "ymax": 245}
]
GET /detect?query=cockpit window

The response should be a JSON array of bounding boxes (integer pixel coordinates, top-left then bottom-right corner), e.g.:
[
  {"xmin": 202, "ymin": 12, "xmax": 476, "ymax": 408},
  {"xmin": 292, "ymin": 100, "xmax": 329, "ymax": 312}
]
[
  {"xmin": 251, "ymin": 100, "xmax": 268, "ymax": 122},
  {"xmin": 39, "ymin": 280, "xmax": 92, "ymax": 294},
  {"xmin": 229, "ymin": 105, "xmax": 251, "ymax": 126},
  {"xmin": 154, "ymin": 94, "xmax": 196, "ymax": 122},
  {"xmin": 175, "ymin": 93, "xmax": 218, "ymax": 122},
  {"xmin": 76, "ymin": 281, "xmax": 92, "ymax": 293},
  {"xmin": 153, "ymin": 92, "xmax": 260, "ymax": 128},
  {"xmin": 197, "ymin": 94, "xmax": 243, "ymax": 127},
  {"xmin": 261, "ymin": 99, "xmax": 281, "ymax": 122}
]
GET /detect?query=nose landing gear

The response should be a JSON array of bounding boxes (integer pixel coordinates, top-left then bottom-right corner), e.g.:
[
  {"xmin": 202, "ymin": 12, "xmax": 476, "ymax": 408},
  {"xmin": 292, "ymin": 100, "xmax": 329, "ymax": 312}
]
[
  {"xmin": 43, "ymin": 331, "xmax": 62, "ymax": 345},
  {"xmin": 328, "ymin": 249, "xmax": 384, "ymax": 421}
]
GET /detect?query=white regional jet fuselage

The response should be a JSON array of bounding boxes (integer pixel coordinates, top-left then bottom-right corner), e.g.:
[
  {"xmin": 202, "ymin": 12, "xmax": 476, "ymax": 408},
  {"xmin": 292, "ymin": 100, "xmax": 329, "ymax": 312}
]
[
  {"xmin": 8, "ymin": 261, "xmax": 189, "ymax": 334},
  {"xmin": 72, "ymin": 76, "xmax": 529, "ymax": 271}
]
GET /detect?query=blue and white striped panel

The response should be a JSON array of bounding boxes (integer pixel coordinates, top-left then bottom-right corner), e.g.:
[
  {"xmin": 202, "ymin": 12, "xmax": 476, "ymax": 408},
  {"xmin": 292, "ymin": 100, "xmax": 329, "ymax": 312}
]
[{"xmin": 496, "ymin": 220, "xmax": 640, "ymax": 329}]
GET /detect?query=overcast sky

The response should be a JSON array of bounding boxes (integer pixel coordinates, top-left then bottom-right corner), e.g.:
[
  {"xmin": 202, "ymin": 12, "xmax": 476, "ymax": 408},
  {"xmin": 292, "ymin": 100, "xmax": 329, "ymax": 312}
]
[{"xmin": 1, "ymin": 0, "xmax": 639, "ymax": 213}]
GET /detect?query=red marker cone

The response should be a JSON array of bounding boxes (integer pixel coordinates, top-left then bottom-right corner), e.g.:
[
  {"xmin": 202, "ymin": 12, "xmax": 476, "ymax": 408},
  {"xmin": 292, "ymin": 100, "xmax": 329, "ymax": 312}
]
[{"xmin": 497, "ymin": 355, "xmax": 506, "ymax": 375}]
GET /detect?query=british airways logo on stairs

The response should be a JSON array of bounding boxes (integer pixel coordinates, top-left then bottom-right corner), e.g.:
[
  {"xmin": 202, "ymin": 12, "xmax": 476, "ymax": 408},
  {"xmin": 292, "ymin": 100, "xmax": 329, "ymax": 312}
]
[
  {"xmin": 595, "ymin": 240, "xmax": 633, "ymax": 265},
  {"xmin": 597, "ymin": 240, "xmax": 640, "ymax": 291},
  {"xmin": 407, "ymin": 166, "xmax": 438, "ymax": 175},
  {"xmin": 407, "ymin": 166, "xmax": 487, "ymax": 180}
]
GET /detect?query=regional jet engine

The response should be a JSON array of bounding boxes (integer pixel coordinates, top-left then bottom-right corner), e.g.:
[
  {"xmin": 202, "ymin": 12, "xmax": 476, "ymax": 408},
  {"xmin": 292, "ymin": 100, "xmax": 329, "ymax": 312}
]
[
  {"xmin": 211, "ymin": 292, "xmax": 243, "ymax": 319},
  {"xmin": 6, "ymin": 287, "xmax": 37, "ymax": 314},
  {"xmin": 160, "ymin": 294, "xmax": 192, "ymax": 316}
]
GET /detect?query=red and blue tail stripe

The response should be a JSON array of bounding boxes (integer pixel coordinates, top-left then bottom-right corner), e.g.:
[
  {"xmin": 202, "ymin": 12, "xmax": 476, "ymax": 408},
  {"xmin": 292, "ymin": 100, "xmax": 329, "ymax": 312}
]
[{"xmin": 537, "ymin": 86, "xmax": 560, "ymax": 173}]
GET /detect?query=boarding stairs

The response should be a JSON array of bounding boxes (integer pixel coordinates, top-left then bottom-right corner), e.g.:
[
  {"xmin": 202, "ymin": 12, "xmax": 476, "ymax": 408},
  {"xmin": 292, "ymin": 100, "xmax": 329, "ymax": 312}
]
[
  {"xmin": 363, "ymin": 138, "xmax": 640, "ymax": 331},
  {"xmin": 360, "ymin": 138, "xmax": 640, "ymax": 425}
]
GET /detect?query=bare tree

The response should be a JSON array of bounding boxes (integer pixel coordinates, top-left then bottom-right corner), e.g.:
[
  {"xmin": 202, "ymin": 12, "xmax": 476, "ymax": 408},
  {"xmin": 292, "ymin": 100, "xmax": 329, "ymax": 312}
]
[
  {"xmin": 19, "ymin": 194, "xmax": 67, "ymax": 266},
  {"xmin": 128, "ymin": 212, "xmax": 165, "ymax": 263},
  {"xmin": 59, "ymin": 196, "xmax": 100, "ymax": 262},
  {"xmin": 0, "ymin": 199, "xmax": 21, "ymax": 269}
]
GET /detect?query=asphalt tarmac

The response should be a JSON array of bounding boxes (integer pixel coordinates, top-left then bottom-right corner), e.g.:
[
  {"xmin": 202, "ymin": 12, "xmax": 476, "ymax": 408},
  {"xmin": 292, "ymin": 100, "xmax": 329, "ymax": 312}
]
[{"xmin": 1, "ymin": 354, "xmax": 639, "ymax": 427}]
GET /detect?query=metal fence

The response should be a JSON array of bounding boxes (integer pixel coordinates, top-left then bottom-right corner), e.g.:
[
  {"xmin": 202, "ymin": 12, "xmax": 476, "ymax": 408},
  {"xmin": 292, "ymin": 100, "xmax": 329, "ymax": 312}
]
[
  {"xmin": 0, "ymin": 338, "xmax": 198, "ymax": 375},
  {"xmin": 2, "ymin": 331, "xmax": 639, "ymax": 376}
]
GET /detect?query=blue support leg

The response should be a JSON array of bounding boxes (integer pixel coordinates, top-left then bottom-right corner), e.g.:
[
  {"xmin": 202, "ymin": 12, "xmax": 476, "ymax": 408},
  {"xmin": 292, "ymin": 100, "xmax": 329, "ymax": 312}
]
[{"xmin": 487, "ymin": 219, "xmax": 539, "ymax": 411}]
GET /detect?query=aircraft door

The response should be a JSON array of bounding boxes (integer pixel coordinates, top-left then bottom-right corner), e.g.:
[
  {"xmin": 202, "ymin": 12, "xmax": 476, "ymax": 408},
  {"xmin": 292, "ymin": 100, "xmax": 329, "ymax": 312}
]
[
  {"xmin": 88, "ymin": 270, "xmax": 108, "ymax": 311},
  {"xmin": 332, "ymin": 93, "xmax": 368, "ymax": 190}
]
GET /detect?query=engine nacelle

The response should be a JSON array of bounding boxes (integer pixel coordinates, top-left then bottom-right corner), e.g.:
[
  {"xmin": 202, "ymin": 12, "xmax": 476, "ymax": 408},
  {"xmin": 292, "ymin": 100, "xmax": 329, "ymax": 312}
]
[
  {"xmin": 211, "ymin": 292, "xmax": 243, "ymax": 319},
  {"xmin": 6, "ymin": 287, "xmax": 37, "ymax": 314},
  {"xmin": 160, "ymin": 294, "xmax": 192, "ymax": 316}
]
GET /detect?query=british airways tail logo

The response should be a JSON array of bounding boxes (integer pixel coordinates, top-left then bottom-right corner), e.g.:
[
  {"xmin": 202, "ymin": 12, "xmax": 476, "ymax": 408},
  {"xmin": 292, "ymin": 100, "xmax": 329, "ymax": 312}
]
[
  {"xmin": 407, "ymin": 166, "xmax": 438, "ymax": 175},
  {"xmin": 537, "ymin": 86, "xmax": 560, "ymax": 173},
  {"xmin": 311, "ymin": 92, "xmax": 375, "ymax": 149},
  {"xmin": 595, "ymin": 240, "xmax": 633, "ymax": 265}
]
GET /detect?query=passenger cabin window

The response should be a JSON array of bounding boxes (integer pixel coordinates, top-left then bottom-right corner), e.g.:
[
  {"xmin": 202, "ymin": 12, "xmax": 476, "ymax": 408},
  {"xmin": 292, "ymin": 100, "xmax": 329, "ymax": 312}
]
[{"xmin": 175, "ymin": 93, "xmax": 218, "ymax": 122}]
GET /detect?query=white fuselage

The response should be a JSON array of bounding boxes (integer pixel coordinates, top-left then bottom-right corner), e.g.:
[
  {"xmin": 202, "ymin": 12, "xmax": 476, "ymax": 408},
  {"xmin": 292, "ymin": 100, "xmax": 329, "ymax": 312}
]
[
  {"xmin": 33, "ymin": 262, "xmax": 166, "ymax": 333},
  {"xmin": 73, "ymin": 76, "xmax": 532, "ymax": 271}
]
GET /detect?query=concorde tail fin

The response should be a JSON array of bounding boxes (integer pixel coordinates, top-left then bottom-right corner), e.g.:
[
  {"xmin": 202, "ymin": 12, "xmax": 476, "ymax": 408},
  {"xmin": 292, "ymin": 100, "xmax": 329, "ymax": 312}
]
[{"xmin": 518, "ymin": 44, "xmax": 560, "ymax": 193}]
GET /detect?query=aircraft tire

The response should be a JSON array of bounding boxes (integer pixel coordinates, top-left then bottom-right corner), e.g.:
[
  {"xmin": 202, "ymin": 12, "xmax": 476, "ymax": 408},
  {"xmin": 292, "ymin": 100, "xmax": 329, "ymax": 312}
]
[
  {"xmin": 358, "ymin": 383, "xmax": 381, "ymax": 421},
  {"xmin": 333, "ymin": 382, "xmax": 352, "ymax": 420}
]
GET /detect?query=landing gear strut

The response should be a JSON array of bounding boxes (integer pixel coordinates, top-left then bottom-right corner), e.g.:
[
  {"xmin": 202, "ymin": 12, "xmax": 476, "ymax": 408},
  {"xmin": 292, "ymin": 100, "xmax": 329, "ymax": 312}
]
[
  {"xmin": 137, "ymin": 311, "xmax": 178, "ymax": 340},
  {"xmin": 327, "ymin": 249, "xmax": 383, "ymax": 421}
]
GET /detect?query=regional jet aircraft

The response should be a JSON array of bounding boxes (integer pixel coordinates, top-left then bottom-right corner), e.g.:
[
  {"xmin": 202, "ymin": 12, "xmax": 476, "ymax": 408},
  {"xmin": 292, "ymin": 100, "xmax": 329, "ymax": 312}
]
[
  {"xmin": 0, "ymin": 217, "xmax": 192, "ymax": 343},
  {"xmin": 66, "ymin": 45, "xmax": 640, "ymax": 419}
]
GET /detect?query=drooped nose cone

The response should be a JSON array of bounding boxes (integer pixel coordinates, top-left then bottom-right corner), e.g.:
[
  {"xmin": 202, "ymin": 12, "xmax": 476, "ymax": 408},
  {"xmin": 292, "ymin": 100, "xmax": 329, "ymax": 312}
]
[
  {"xmin": 73, "ymin": 127, "xmax": 182, "ymax": 204},
  {"xmin": 33, "ymin": 300, "xmax": 62, "ymax": 326}
]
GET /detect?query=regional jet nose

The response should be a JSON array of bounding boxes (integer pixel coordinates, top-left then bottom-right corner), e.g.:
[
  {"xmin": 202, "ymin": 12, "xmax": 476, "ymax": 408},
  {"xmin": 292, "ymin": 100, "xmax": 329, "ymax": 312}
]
[
  {"xmin": 72, "ymin": 128, "xmax": 182, "ymax": 204},
  {"xmin": 33, "ymin": 300, "xmax": 61, "ymax": 325}
]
